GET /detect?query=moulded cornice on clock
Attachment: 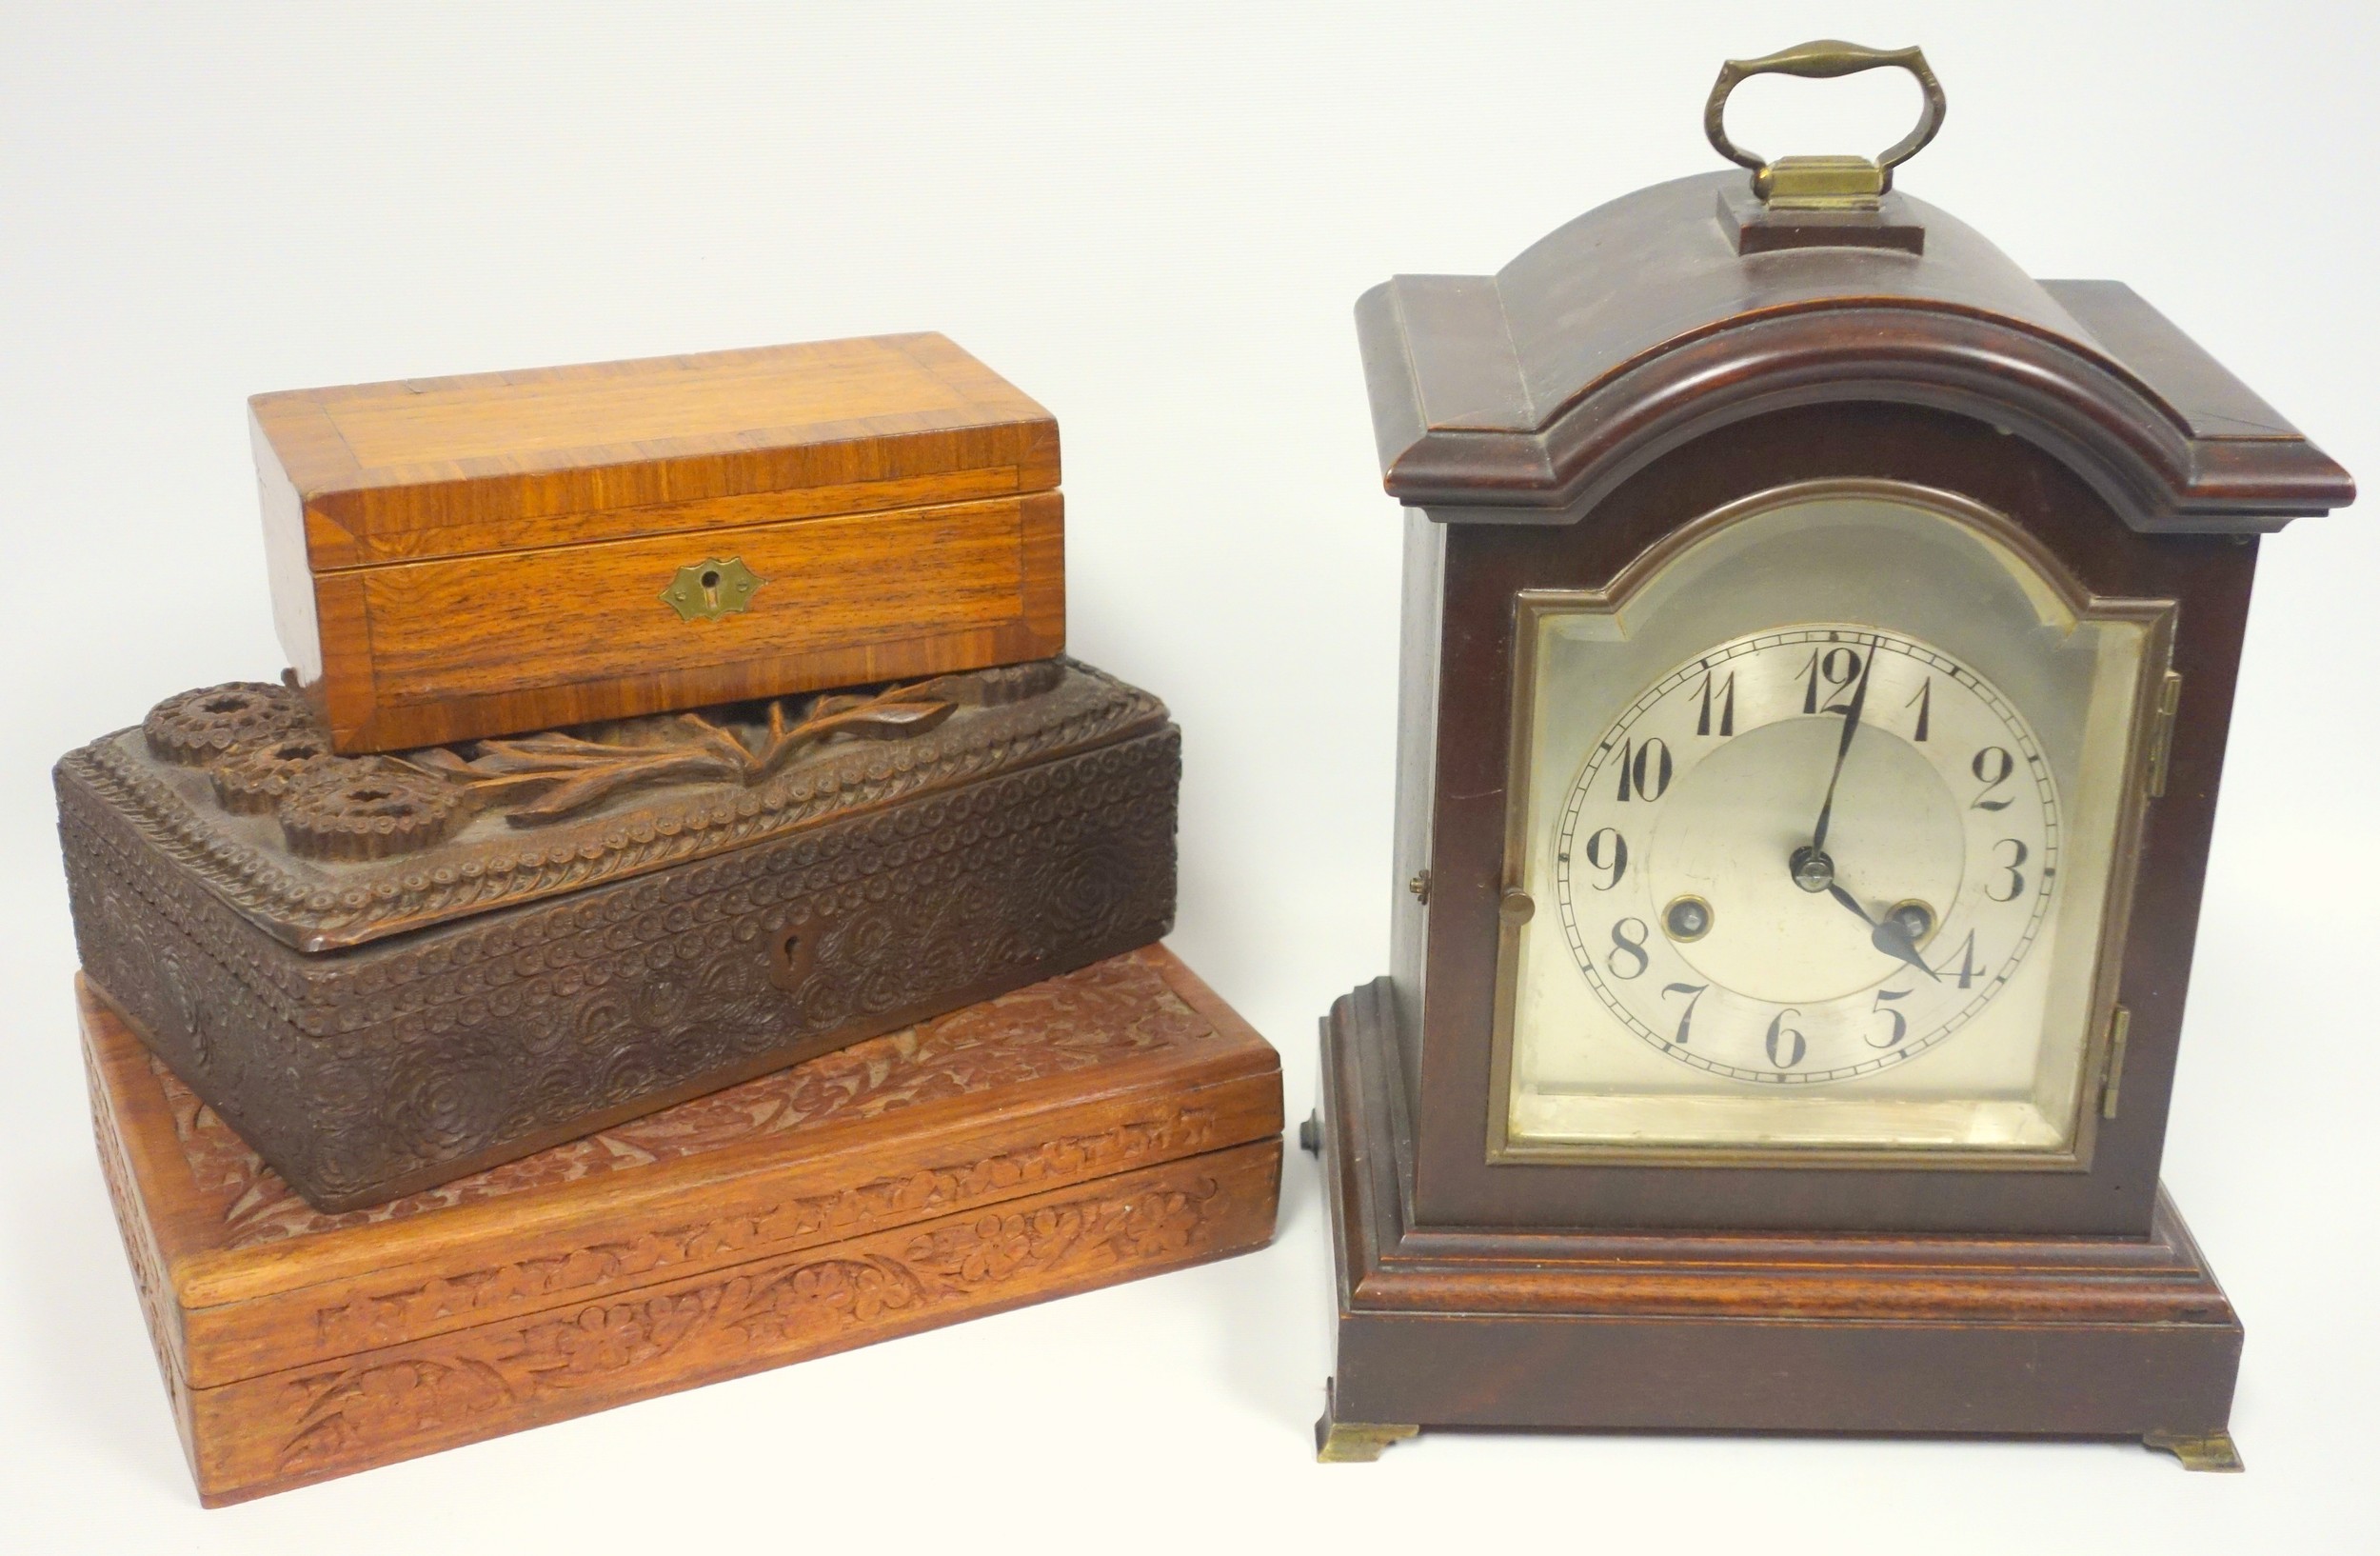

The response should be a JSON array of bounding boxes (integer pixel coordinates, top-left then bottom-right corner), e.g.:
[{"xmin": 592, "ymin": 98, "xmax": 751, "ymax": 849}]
[{"xmin": 1357, "ymin": 172, "xmax": 2352, "ymax": 533}]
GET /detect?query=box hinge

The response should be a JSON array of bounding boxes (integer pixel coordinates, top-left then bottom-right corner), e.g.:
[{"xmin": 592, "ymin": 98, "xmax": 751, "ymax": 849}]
[
  {"xmin": 2144, "ymin": 671, "xmax": 2183, "ymax": 798},
  {"xmin": 2100, "ymin": 1005, "xmax": 2132, "ymax": 1120}
]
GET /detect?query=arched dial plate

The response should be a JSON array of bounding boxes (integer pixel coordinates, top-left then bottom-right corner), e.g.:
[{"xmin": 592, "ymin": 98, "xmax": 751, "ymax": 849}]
[
  {"xmin": 1553, "ymin": 625, "xmax": 2057, "ymax": 1086},
  {"xmin": 1492, "ymin": 481, "xmax": 2172, "ymax": 1164}
]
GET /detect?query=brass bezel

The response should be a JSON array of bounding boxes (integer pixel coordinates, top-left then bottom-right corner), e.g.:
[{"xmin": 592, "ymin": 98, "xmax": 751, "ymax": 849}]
[
  {"xmin": 1887, "ymin": 898, "xmax": 1942, "ymax": 949},
  {"xmin": 1483, "ymin": 478, "xmax": 2176, "ymax": 1172},
  {"xmin": 1662, "ymin": 894, "xmax": 1716, "ymax": 943}
]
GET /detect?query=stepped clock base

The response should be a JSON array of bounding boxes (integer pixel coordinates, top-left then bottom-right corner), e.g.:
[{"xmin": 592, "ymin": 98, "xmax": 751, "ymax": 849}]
[{"xmin": 1317, "ymin": 977, "xmax": 2245, "ymax": 1467}]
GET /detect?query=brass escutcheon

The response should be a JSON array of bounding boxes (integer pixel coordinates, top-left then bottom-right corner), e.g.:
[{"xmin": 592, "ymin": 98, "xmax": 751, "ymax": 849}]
[{"xmin": 661, "ymin": 556, "xmax": 766, "ymax": 622}]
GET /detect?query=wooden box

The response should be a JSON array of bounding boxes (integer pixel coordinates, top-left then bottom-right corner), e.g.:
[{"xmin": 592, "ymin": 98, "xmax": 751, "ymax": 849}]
[
  {"xmin": 58, "ymin": 658, "xmax": 1177, "ymax": 1210},
  {"xmin": 251, "ymin": 333, "xmax": 1064, "ymax": 752},
  {"xmin": 83, "ymin": 947, "xmax": 1283, "ymax": 1506}
]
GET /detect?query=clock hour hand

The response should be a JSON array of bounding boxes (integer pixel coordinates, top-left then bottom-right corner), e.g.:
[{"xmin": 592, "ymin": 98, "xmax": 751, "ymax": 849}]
[
  {"xmin": 1823, "ymin": 882, "xmax": 1941, "ymax": 983},
  {"xmin": 1808, "ymin": 635, "xmax": 1880, "ymax": 859}
]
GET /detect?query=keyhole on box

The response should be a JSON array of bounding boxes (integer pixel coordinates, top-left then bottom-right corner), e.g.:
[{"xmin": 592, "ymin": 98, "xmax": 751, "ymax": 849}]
[
  {"xmin": 700, "ymin": 569, "xmax": 722, "ymax": 608},
  {"xmin": 766, "ymin": 926, "xmax": 815, "ymax": 990}
]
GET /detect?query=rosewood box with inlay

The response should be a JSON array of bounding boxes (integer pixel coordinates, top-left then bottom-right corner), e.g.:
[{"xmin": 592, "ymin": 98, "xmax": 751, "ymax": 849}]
[
  {"xmin": 81, "ymin": 947, "xmax": 1282, "ymax": 1506},
  {"xmin": 250, "ymin": 332, "xmax": 1063, "ymax": 753},
  {"xmin": 56, "ymin": 658, "xmax": 1176, "ymax": 1210}
]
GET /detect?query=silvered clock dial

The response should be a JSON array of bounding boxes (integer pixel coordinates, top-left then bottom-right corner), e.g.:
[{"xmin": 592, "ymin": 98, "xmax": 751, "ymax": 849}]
[{"xmin": 1496, "ymin": 482, "xmax": 2172, "ymax": 1162}]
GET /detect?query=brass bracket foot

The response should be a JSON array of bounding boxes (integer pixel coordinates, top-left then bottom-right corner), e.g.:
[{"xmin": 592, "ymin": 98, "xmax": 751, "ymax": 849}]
[
  {"xmin": 2144, "ymin": 1429, "xmax": 2244, "ymax": 1472},
  {"xmin": 1316, "ymin": 1381, "xmax": 1418, "ymax": 1462}
]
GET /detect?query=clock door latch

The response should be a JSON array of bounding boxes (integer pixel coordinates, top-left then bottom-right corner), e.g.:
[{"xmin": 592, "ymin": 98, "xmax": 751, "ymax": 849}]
[
  {"xmin": 2144, "ymin": 671, "xmax": 2184, "ymax": 798},
  {"xmin": 2100, "ymin": 1006, "xmax": 2132, "ymax": 1120}
]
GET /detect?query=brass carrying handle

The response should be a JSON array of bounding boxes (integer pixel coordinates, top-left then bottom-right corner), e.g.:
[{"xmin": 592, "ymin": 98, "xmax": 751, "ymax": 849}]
[{"xmin": 1704, "ymin": 40, "xmax": 1945, "ymax": 202}]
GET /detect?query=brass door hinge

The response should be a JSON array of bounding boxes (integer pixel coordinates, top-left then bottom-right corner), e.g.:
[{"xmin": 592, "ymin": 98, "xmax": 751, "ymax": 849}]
[
  {"xmin": 2100, "ymin": 1005, "xmax": 2132, "ymax": 1120},
  {"xmin": 2144, "ymin": 671, "xmax": 2183, "ymax": 798}
]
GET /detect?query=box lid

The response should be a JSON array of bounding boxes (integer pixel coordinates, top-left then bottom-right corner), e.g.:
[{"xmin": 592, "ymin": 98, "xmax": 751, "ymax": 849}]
[
  {"xmin": 55, "ymin": 658, "xmax": 1163, "ymax": 952},
  {"xmin": 250, "ymin": 333, "xmax": 1060, "ymax": 570},
  {"xmin": 81, "ymin": 945, "xmax": 1283, "ymax": 1390}
]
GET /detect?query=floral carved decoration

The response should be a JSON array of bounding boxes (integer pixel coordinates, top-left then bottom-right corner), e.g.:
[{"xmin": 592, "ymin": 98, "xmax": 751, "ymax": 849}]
[{"xmin": 273, "ymin": 1171, "xmax": 1230, "ymax": 1474}]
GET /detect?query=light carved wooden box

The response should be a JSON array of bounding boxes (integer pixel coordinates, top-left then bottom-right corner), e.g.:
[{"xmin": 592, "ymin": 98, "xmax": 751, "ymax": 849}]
[
  {"xmin": 83, "ymin": 946, "xmax": 1282, "ymax": 1506},
  {"xmin": 251, "ymin": 332, "xmax": 1063, "ymax": 752}
]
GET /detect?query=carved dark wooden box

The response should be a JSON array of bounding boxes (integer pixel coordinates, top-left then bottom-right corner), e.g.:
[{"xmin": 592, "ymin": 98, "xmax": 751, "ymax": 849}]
[{"xmin": 57, "ymin": 657, "xmax": 1178, "ymax": 1210}]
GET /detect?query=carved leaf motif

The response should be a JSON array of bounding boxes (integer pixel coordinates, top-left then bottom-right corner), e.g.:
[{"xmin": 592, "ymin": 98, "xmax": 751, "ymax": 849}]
[
  {"xmin": 302, "ymin": 1107, "xmax": 1220, "ymax": 1351},
  {"xmin": 269, "ymin": 1168, "xmax": 1236, "ymax": 1478},
  {"xmin": 279, "ymin": 1357, "xmax": 513, "ymax": 1471},
  {"xmin": 413, "ymin": 682, "xmax": 960, "ymax": 828}
]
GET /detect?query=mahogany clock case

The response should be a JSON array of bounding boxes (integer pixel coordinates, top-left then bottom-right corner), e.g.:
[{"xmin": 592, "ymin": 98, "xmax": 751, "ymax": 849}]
[
  {"xmin": 1356, "ymin": 172, "xmax": 2353, "ymax": 1241},
  {"xmin": 57, "ymin": 656, "xmax": 1179, "ymax": 1211},
  {"xmin": 1319, "ymin": 166, "xmax": 2350, "ymax": 1460}
]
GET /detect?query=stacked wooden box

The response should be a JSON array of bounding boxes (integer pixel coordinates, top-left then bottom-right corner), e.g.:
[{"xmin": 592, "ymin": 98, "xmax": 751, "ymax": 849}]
[{"xmin": 58, "ymin": 335, "xmax": 1281, "ymax": 1503}]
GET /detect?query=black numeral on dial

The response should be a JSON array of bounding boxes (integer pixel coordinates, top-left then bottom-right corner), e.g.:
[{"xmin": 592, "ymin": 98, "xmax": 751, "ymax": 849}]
[
  {"xmin": 1971, "ymin": 746, "xmax": 2016, "ymax": 810},
  {"xmin": 1942, "ymin": 929, "xmax": 1986, "ymax": 989},
  {"xmin": 1694, "ymin": 671, "xmax": 1735, "ymax": 737},
  {"xmin": 1662, "ymin": 981, "xmax": 1708, "ymax": 1045},
  {"xmin": 1614, "ymin": 738, "xmax": 1673, "ymax": 803},
  {"xmin": 1800, "ymin": 647, "xmax": 1864, "ymax": 715},
  {"xmin": 1578, "ymin": 827, "xmax": 1628, "ymax": 890},
  {"xmin": 1765, "ymin": 1008, "xmax": 1806, "ymax": 1068},
  {"xmin": 1607, "ymin": 918, "xmax": 1650, "ymax": 979},
  {"xmin": 1869, "ymin": 987, "xmax": 1911, "ymax": 1048},
  {"xmin": 1987, "ymin": 838, "xmax": 2029, "ymax": 902}
]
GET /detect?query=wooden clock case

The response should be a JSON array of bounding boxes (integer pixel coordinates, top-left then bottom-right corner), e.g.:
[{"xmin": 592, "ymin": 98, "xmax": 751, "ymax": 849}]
[{"xmin": 1315, "ymin": 170, "xmax": 2352, "ymax": 1466}]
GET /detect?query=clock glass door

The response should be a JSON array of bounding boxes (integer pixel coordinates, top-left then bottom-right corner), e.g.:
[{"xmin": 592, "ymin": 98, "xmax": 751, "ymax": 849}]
[{"xmin": 1495, "ymin": 482, "xmax": 2172, "ymax": 1165}]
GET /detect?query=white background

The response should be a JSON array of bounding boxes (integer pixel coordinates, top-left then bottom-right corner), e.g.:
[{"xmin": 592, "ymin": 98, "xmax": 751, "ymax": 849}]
[{"xmin": 3, "ymin": 4, "xmax": 2374, "ymax": 1550}]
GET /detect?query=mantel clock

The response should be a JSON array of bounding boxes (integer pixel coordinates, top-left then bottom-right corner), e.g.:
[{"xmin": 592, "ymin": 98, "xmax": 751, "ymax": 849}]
[{"xmin": 1313, "ymin": 42, "xmax": 2352, "ymax": 1467}]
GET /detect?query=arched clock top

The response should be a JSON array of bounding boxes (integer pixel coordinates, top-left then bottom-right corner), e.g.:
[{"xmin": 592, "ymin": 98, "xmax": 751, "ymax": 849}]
[{"xmin": 1357, "ymin": 171, "xmax": 2352, "ymax": 533}]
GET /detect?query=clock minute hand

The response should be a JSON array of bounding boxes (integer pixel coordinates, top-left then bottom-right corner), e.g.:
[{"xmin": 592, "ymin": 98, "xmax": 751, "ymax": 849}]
[
  {"xmin": 1823, "ymin": 882, "xmax": 1941, "ymax": 983},
  {"xmin": 1809, "ymin": 636, "xmax": 1880, "ymax": 859}
]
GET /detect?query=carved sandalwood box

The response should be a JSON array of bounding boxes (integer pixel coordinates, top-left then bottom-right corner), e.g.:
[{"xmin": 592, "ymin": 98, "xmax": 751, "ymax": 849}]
[
  {"xmin": 57, "ymin": 658, "xmax": 1178, "ymax": 1210},
  {"xmin": 250, "ymin": 332, "xmax": 1063, "ymax": 752},
  {"xmin": 81, "ymin": 948, "xmax": 1283, "ymax": 1506}
]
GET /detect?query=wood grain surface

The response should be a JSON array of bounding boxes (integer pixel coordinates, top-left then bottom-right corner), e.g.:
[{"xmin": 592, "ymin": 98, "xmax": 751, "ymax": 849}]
[
  {"xmin": 343, "ymin": 495, "xmax": 1044, "ymax": 705},
  {"xmin": 1358, "ymin": 171, "xmax": 2352, "ymax": 530},
  {"xmin": 250, "ymin": 333, "xmax": 1065, "ymax": 752},
  {"xmin": 82, "ymin": 946, "xmax": 1282, "ymax": 1505},
  {"xmin": 251, "ymin": 333, "xmax": 1059, "ymax": 564},
  {"xmin": 1319, "ymin": 974, "xmax": 2240, "ymax": 1445}
]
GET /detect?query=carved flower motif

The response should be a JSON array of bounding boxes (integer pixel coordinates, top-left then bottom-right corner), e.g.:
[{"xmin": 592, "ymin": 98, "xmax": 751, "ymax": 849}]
[
  {"xmin": 208, "ymin": 734, "xmax": 342, "ymax": 814},
  {"xmin": 143, "ymin": 682, "xmax": 313, "ymax": 768},
  {"xmin": 277, "ymin": 762, "xmax": 464, "ymax": 861},
  {"xmin": 956, "ymin": 1213, "xmax": 1039, "ymax": 1284}
]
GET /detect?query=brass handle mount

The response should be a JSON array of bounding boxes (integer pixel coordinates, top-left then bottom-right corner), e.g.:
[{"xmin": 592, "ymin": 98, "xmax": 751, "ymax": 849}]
[{"xmin": 1704, "ymin": 39, "xmax": 1946, "ymax": 209}]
